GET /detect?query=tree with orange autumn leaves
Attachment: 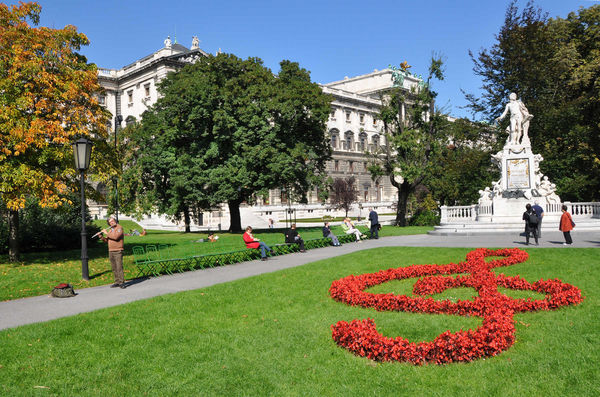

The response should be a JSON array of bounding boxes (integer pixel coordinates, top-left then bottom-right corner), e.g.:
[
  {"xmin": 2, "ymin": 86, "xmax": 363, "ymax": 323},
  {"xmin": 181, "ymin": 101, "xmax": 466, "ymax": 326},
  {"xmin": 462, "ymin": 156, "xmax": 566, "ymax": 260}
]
[{"xmin": 0, "ymin": 2, "xmax": 112, "ymax": 261}]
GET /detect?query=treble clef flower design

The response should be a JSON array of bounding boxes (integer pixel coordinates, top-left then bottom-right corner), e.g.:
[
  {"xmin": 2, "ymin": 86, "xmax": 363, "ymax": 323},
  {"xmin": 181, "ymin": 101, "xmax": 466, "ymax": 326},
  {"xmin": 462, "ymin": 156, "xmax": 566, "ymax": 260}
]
[{"xmin": 329, "ymin": 248, "xmax": 584, "ymax": 365}]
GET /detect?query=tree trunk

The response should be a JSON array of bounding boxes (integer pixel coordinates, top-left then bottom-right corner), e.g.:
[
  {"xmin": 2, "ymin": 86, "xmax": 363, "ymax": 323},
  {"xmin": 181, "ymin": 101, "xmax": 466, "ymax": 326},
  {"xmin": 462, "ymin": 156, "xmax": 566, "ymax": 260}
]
[
  {"xmin": 183, "ymin": 209, "xmax": 191, "ymax": 233},
  {"xmin": 8, "ymin": 209, "xmax": 19, "ymax": 262},
  {"xmin": 228, "ymin": 200, "xmax": 242, "ymax": 232},
  {"xmin": 395, "ymin": 183, "xmax": 411, "ymax": 227}
]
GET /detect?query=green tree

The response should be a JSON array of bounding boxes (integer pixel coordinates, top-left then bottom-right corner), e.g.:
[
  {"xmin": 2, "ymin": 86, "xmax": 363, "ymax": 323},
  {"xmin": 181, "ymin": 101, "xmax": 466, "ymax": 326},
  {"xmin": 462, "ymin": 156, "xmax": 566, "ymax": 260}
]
[
  {"xmin": 0, "ymin": 2, "xmax": 110, "ymax": 261},
  {"xmin": 121, "ymin": 54, "xmax": 331, "ymax": 232},
  {"xmin": 466, "ymin": 1, "xmax": 600, "ymax": 201},
  {"xmin": 426, "ymin": 118, "xmax": 498, "ymax": 206},
  {"xmin": 369, "ymin": 58, "xmax": 447, "ymax": 226}
]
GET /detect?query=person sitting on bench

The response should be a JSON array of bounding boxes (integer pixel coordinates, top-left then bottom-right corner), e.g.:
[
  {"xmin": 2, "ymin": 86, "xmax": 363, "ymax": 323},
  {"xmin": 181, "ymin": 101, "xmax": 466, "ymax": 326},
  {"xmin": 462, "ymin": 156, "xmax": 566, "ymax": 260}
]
[
  {"xmin": 322, "ymin": 222, "xmax": 341, "ymax": 246},
  {"xmin": 285, "ymin": 223, "xmax": 306, "ymax": 252},
  {"xmin": 342, "ymin": 218, "xmax": 363, "ymax": 242},
  {"xmin": 243, "ymin": 226, "xmax": 273, "ymax": 261}
]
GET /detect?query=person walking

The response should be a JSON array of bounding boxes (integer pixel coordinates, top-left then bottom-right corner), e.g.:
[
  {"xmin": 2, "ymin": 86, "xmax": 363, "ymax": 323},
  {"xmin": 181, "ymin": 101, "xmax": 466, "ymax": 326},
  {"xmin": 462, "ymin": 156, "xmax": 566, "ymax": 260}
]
[
  {"xmin": 100, "ymin": 215, "xmax": 126, "ymax": 288},
  {"xmin": 285, "ymin": 223, "xmax": 306, "ymax": 252},
  {"xmin": 368, "ymin": 208, "xmax": 379, "ymax": 239},
  {"xmin": 522, "ymin": 204, "xmax": 539, "ymax": 246},
  {"xmin": 322, "ymin": 222, "xmax": 341, "ymax": 246},
  {"xmin": 243, "ymin": 226, "xmax": 273, "ymax": 260},
  {"xmin": 559, "ymin": 205, "xmax": 575, "ymax": 245},
  {"xmin": 532, "ymin": 200, "xmax": 544, "ymax": 238}
]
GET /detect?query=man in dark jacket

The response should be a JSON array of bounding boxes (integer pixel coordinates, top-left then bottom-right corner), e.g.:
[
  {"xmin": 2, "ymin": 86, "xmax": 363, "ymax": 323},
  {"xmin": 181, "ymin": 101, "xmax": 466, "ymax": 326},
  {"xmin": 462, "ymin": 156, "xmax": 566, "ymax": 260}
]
[
  {"xmin": 285, "ymin": 224, "xmax": 305, "ymax": 252},
  {"xmin": 368, "ymin": 208, "xmax": 379, "ymax": 239},
  {"xmin": 322, "ymin": 221, "xmax": 341, "ymax": 246}
]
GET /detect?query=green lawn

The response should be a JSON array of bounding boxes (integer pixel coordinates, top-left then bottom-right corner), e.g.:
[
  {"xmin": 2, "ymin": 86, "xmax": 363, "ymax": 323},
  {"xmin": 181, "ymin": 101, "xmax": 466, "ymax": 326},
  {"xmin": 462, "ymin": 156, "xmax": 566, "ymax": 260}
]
[
  {"xmin": 0, "ymin": 225, "xmax": 432, "ymax": 301},
  {"xmin": 0, "ymin": 247, "xmax": 597, "ymax": 396}
]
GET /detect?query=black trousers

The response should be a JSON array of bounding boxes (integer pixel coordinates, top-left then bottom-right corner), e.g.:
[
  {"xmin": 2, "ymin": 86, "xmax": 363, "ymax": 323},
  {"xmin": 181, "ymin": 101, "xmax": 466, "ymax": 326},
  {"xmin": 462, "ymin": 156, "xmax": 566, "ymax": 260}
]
[
  {"xmin": 526, "ymin": 227, "xmax": 538, "ymax": 245},
  {"xmin": 370, "ymin": 225, "xmax": 379, "ymax": 239},
  {"xmin": 563, "ymin": 231, "xmax": 573, "ymax": 244},
  {"xmin": 295, "ymin": 237, "xmax": 305, "ymax": 251}
]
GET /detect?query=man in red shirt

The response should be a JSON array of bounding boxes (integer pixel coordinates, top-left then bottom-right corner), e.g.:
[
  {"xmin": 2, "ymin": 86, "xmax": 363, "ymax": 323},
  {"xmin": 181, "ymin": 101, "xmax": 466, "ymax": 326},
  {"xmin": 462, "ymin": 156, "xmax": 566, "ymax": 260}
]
[{"xmin": 101, "ymin": 216, "xmax": 126, "ymax": 288}]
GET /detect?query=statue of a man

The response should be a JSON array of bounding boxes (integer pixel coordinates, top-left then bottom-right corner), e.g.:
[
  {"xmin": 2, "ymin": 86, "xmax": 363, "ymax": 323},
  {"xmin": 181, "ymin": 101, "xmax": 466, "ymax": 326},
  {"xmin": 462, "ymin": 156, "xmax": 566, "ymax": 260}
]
[
  {"xmin": 495, "ymin": 93, "xmax": 533, "ymax": 145},
  {"xmin": 164, "ymin": 35, "xmax": 172, "ymax": 48},
  {"xmin": 191, "ymin": 36, "xmax": 200, "ymax": 49}
]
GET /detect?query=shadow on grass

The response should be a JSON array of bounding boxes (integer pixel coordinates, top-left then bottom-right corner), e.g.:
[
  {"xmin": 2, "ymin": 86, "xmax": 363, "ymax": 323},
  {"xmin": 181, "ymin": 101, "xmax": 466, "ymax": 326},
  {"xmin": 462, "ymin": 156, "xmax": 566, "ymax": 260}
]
[{"xmin": 89, "ymin": 270, "xmax": 112, "ymax": 280}]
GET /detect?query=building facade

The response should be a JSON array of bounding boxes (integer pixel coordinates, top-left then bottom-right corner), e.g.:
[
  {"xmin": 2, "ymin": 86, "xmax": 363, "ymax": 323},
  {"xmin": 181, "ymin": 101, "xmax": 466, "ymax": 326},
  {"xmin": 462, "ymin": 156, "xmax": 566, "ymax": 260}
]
[{"xmin": 94, "ymin": 38, "xmax": 420, "ymax": 228}]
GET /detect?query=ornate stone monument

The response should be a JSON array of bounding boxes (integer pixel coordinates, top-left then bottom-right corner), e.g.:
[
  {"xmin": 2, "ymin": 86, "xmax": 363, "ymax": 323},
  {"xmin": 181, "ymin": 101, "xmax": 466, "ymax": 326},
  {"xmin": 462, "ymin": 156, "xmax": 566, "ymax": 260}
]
[{"xmin": 476, "ymin": 93, "xmax": 561, "ymax": 222}]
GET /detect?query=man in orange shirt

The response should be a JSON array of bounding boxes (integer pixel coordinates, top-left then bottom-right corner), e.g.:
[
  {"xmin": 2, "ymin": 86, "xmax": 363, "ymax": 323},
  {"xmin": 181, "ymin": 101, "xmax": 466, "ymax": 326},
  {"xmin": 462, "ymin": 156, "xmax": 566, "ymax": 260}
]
[{"xmin": 101, "ymin": 216, "xmax": 126, "ymax": 288}]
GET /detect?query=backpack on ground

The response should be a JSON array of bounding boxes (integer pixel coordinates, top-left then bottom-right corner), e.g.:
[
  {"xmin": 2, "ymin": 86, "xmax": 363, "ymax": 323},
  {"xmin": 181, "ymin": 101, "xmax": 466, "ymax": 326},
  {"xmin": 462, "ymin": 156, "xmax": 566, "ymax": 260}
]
[{"xmin": 51, "ymin": 283, "xmax": 76, "ymax": 298}]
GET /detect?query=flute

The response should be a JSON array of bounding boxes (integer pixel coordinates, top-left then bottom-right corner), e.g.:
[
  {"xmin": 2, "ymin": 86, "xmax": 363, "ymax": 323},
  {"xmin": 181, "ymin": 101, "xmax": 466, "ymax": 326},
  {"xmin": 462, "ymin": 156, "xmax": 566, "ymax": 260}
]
[{"xmin": 92, "ymin": 229, "xmax": 108, "ymax": 238}]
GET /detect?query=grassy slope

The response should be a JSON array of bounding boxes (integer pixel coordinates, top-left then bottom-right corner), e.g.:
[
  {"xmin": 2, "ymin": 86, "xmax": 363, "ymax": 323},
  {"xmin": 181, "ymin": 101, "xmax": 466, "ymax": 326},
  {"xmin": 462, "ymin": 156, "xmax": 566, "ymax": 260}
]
[{"xmin": 0, "ymin": 247, "xmax": 597, "ymax": 396}]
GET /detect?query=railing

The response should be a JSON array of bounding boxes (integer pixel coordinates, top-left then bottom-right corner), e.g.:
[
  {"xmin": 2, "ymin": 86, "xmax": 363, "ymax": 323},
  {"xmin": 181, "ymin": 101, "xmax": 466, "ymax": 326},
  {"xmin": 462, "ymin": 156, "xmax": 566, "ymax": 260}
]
[
  {"xmin": 567, "ymin": 202, "xmax": 600, "ymax": 218},
  {"xmin": 440, "ymin": 205, "xmax": 477, "ymax": 223},
  {"xmin": 441, "ymin": 201, "xmax": 599, "ymax": 223}
]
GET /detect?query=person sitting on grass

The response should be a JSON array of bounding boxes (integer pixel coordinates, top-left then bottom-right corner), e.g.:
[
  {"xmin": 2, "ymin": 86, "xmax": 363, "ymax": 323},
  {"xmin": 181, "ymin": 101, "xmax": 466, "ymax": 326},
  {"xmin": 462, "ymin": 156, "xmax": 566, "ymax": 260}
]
[
  {"xmin": 243, "ymin": 226, "xmax": 273, "ymax": 261},
  {"xmin": 322, "ymin": 221, "xmax": 341, "ymax": 246},
  {"xmin": 208, "ymin": 232, "xmax": 219, "ymax": 242},
  {"xmin": 341, "ymin": 217, "xmax": 363, "ymax": 242},
  {"xmin": 285, "ymin": 223, "xmax": 306, "ymax": 252}
]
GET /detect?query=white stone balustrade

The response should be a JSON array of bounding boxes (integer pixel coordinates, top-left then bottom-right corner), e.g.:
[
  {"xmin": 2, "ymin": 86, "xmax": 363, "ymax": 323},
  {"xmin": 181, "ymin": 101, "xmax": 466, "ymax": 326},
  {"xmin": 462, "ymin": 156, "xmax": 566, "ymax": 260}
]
[{"xmin": 440, "ymin": 205, "xmax": 477, "ymax": 223}]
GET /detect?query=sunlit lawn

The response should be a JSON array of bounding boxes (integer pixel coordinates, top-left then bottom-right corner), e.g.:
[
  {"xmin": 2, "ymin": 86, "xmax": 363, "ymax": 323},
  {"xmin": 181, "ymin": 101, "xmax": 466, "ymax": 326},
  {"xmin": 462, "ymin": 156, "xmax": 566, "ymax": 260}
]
[
  {"xmin": 0, "ymin": 225, "xmax": 432, "ymax": 301},
  {"xmin": 0, "ymin": 247, "xmax": 597, "ymax": 396}
]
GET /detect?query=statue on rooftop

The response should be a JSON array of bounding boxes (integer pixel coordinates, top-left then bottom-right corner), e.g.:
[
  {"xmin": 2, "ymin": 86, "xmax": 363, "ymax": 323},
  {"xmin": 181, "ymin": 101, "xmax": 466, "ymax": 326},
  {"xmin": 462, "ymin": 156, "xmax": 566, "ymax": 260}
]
[
  {"xmin": 191, "ymin": 36, "xmax": 200, "ymax": 49},
  {"xmin": 164, "ymin": 35, "xmax": 172, "ymax": 49}
]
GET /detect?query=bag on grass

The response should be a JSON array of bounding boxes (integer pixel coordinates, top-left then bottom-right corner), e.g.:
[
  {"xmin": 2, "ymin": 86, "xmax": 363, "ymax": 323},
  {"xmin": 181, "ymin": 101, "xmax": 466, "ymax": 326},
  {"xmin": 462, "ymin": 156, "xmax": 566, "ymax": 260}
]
[{"xmin": 51, "ymin": 283, "xmax": 76, "ymax": 298}]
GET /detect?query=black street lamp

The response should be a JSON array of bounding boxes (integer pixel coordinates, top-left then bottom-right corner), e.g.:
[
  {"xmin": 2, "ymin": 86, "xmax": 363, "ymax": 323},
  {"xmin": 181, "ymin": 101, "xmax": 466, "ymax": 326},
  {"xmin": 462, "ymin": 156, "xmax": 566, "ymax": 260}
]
[{"xmin": 72, "ymin": 137, "xmax": 93, "ymax": 281}]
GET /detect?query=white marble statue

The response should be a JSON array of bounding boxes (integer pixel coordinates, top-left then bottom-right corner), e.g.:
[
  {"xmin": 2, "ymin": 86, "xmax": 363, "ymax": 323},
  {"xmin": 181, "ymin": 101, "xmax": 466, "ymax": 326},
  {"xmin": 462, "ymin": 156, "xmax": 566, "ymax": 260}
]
[
  {"xmin": 164, "ymin": 35, "xmax": 172, "ymax": 48},
  {"xmin": 478, "ymin": 187, "xmax": 493, "ymax": 205},
  {"xmin": 495, "ymin": 93, "xmax": 533, "ymax": 145},
  {"xmin": 191, "ymin": 36, "xmax": 200, "ymax": 49}
]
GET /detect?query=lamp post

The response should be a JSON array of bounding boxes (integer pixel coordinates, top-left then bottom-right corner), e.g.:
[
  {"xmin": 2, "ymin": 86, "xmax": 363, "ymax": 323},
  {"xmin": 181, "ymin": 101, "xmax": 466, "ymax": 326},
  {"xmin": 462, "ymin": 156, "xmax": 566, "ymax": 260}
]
[
  {"xmin": 114, "ymin": 115, "xmax": 123, "ymax": 222},
  {"xmin": 72, "ymin": 137, "xmax": 93, "ymax": 281}
]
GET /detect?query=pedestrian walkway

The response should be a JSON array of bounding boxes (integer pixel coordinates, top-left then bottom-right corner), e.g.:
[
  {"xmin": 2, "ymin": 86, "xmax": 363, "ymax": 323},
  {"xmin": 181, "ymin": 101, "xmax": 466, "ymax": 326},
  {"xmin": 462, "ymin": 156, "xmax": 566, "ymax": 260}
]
[{"xmin": 1, "ymin": 231, "xmax": 598, "ymax": 331}]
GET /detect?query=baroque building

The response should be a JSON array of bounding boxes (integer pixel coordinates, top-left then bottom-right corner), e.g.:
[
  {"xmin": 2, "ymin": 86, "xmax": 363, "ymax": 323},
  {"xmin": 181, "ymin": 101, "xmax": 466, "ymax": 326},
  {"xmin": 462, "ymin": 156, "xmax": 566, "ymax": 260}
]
[{"xmin": 94, "ymin": 38, "xmax": 421, "ymax": 228}]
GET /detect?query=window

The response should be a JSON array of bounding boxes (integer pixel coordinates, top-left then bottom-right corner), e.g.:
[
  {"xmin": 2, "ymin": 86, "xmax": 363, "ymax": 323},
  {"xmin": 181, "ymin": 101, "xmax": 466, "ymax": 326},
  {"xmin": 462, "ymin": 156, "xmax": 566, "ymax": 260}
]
[
  {"xmin": 364, "ymin": 162, "xmax": 368, "ymax": 171},
  {"xmin": 330, "ymin": 129, "xmax": 339, "ymax": 149},
  {"xmin": 349, "ymin": 161, "xmax": 354, "ymax": 172},
  {"xmin": 331, "ymin": 134, "xmax": 337, "ymax": 148},
  {"xmin": 372, "ymin": 116, "xmax": 377, "ymax": 126},
  {"xmin": 127, "ymin": 90, "xmax": 133, "ymax": 105},
  {"xmin": 359, "ymin": 132, "xmax": 367, "ymax": 151},
  {"xmin": 330, "ymin": 109, "xmax": 336, "ymax": 120},
  {"xmin": 334, "ymin": 160, "xmax": 339, "ymax": 171},
  {"xmin": 359, "ymin": 113, "xmax": 365, "ymax": 124},
  {"xmin": 345, "ymin": 111, "xmax": 351, "ymax": 122},
  {"xmin": 344, "ymin": 131, "xmax": 353, "ymax": 151},
  {"xmin": 98, "ymin": 95, "xmax": 106, "ymax": 105},
  {"xmin": 364, "ymin": 186, "xmax": 369, "ymax": 201},
  {"xmin": 372, "ymin": 134, "xmax": 380, "ymax": 150},
  {"xmin": 144, "ymin": 83, "xmax": 151, "ymax": 98}
]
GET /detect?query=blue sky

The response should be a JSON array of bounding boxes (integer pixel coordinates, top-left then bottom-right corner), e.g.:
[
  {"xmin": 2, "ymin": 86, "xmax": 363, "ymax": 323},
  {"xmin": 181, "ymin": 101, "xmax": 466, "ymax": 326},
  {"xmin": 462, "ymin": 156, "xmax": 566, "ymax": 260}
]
[{"xmin": 20, "ymin": 0, "xmax": 599, "ymax": 118}]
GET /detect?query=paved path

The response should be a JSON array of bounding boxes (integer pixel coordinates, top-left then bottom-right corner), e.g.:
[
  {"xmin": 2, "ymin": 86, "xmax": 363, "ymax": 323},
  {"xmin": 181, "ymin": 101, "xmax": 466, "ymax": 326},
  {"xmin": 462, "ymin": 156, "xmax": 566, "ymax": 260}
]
[{"xmin": 1, "ymin": 231, "xmax": 598, "ymax": 331}]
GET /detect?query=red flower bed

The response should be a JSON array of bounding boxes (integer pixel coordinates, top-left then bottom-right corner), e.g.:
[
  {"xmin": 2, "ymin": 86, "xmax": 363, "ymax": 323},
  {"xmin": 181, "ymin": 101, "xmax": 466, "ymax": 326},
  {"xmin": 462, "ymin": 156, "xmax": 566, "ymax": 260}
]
[{"xmin": 330, "ymin": 248, "xmax": 583, "ymax": 364}]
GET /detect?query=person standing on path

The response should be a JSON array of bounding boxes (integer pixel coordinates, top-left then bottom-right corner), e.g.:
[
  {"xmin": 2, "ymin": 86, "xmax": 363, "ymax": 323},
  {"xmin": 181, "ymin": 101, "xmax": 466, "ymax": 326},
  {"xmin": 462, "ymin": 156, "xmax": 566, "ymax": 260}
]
[
  {"xmin": 559, "ymin": 205, "xmax": 575, "ymax": 245},
  {"xmin": 368, "ymin": 208, "xmax": 379, "ymax": 239},
  {"xmin": 522, "ymin": 204, "xmax": 539, "ymax": 246},
  {"xmin": 532, "ymin": 201, "xmax": 544, "ymax": 238},
  {"xmin": 100, "ymin": 216, "xmax": 126, "ymax": 288}
]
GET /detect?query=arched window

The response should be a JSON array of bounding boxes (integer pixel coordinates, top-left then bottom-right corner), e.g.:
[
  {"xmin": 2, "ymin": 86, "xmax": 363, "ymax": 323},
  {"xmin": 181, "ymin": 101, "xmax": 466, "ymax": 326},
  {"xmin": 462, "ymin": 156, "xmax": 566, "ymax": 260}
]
[
  {"xmin": 344, "ymin": 131, "xmax": 354, "ymax": 151},
  {"xmin": 371, "ymin": 134, "xmax": 380, "ymax": 151},
  {"xmin": 329, "ymin": 129, "xmax": 339, "ymax": 149},
  {"xmin": 359, "ymin": 132, "xmax": 368, "ymax": 151}
]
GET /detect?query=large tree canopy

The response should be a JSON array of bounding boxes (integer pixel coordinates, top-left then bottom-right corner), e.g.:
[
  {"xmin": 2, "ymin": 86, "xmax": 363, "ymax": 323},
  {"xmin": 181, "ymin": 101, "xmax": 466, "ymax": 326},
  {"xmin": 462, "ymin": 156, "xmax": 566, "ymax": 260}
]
[
  {"xmin": 369, "ymin": 58, "xmax": 448, "ymax": 226},
  {"xmin": 121, "ymin": 53, "xmax": 331, "ymax": 231},
  {"xmin": 466, "ymin": 1, "xmax": 600, "ymax": 201},
  {"xmin": 0, "ymin": 2, "xmax": 109, "ymax": 260}
]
